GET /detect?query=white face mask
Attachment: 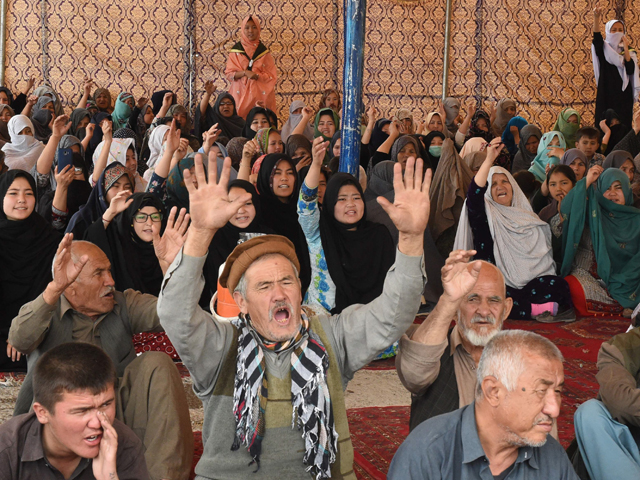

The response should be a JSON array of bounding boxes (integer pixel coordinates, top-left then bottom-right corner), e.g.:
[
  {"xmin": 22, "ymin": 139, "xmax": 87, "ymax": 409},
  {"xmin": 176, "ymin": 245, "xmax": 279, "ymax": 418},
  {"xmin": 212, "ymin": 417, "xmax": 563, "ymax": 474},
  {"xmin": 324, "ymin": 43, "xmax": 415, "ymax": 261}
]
[{"xmin": 606, "ymin": 31, "xmax": 624, "ymax": 48}]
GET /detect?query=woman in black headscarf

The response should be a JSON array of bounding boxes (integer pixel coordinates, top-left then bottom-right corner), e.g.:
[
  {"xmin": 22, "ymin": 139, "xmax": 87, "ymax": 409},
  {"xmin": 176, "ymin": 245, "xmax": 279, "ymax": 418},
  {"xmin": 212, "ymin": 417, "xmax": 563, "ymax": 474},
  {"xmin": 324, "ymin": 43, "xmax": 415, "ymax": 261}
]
[
  {"xmin": 197, "ymin": 90, "xmax": 245, "ymax": 140},
  {"xmin": 69, "ymin": 108, "xmax": 91, "ymax": 139},
  {"xmin": 203, "ymin": 180, "xmax": 273, "ymax": 297},
  {"xmin": 84, "ymin": 192, "xmax": 166, "ymax": 295},
  {"xmin": 601, "ymin": 109, "xmax": 630, "ymax": 155},
  {"xmin": 241, "ymin": 106, "xmax": 278, "ymax": 139},
  {"xmin": 319, "ymin": 172, "xmax": 395, "ymax": 313},
  {"xmin": 368, "ymin": 118, "xmax": 391, "ymax": 158},
  {"xmin": 253, "ymin": 153, "xmax": 310, "ymax": 293},
  {"xmin": 420, "ymin": 131, "xmax": 446, "ymax": 172},
  {"xmin": 31, "ymin": 96, "xmax": 55, "ymax": 144},
  {"xmin": 0, "ymin": 171, "xmax": 60, "ymax": 371}
]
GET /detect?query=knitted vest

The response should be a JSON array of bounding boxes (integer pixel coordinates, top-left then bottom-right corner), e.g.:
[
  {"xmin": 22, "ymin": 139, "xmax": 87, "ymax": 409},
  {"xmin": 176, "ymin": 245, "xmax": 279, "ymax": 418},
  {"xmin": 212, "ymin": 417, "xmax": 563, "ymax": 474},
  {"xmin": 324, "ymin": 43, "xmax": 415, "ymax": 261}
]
[
  {"xmin": 203, "ymin": 314, "xmax": 355, "ymax": 479},
  {"xmin": 409, "ymin": 332, "xmax": 459, "ymax": 431}
]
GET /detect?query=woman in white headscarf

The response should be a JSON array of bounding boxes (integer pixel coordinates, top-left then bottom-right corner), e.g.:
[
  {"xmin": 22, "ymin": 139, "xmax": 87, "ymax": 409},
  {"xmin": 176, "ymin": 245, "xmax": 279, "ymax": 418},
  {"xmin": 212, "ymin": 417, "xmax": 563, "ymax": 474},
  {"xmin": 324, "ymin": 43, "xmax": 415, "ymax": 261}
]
[
  {"xmin": 591, "ymin": 5, "xmax": 639, "ymax": 129},
  {"xmin": 2, "ymin": 115, "xmax": 45, "ymax": 171},
  {"xmin": 453, "ymin": 138, "xmax": 574, "ymax": 322},
  {"xmin": 281, "ymin": 100, "xmax": 314, "ymax": 143},
  {"xmin": 143, "ymin": 124, "xmax": 170, "ymax": 182}
]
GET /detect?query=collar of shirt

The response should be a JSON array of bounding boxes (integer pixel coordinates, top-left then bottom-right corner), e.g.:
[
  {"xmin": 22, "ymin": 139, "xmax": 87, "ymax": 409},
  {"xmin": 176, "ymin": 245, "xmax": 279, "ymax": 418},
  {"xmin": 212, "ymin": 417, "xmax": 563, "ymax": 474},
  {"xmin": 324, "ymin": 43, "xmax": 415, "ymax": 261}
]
[
  {"xmin": 449, "ymin": 325, "xmax": 466, "ymax": 356},
  {"xmin": 461, "ymin": 402, "xmax": 538, "ymax": 469},
  {"xmin": 20, "ymin": 413, "xmax": 92, "ymax": 473}
]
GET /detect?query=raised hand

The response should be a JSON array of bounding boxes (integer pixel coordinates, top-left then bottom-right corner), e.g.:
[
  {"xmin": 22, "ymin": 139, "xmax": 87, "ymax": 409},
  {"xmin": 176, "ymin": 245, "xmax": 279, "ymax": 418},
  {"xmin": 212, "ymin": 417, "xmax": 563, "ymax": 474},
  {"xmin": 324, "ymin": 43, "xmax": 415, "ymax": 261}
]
[
  {"xmin": 83, "ymin": 76, "xmax": 93, "ymax": 96},
  {"xmin": 26, "ymin": 95, "xmax": 38, "ymax": 107},
  {"xmin": 47, "ymin": 234, "xmax": 89, "ymax": 299},
  {"xmin": 295, "ymin": 155, "xmax": 312, "ymax": 171},
  {"xmin": 202, "ymin": 123, "xmax": 221, "ymax": 150},
  {"xmin": 204, "ymin": 80, "xmax": 216, "ymax": 95},
  {"xmin": 242, "ymin": 138, "xmax": 259, "ymax": 162},
  {"xmin": 441, "ymin": 250, "xmax": 483, "ymax": 303},
  {"xmin": 92, "ymin": 411, "xmax": 119, "ymax": 480},
  {"xmin": 136, "ymin": 96, "xmax": 148, "ymax": 109},
  {"xmin": 389, "ymin": 120, "xmax": 401, "ymax": 138},
  {"xmin": 485, "ymin": 137, "xmax": 505, "ymax": 163},
  {"xmin": 586, "ymin": 165, "xmax": 604, "ymax": 188},
  {"xmin": 86, "ymin": 122, "xmax": 95, "ymax": 138},
  {"xmin": 593, "ymin": 2, "xmax": 602, "ymax": 17},
  {"xmin": 153, "ymin": 206, "xmax": 190, "ymax": 272},
  {"xmin": 301, "ymin": 106, "xmax": 314, "ymax": 119},
  {"xmin": 311, "ymin": 136, "xmax": 328, "ymax": 166},
  {"xmin": 55, "ymin": 164, "xmax": 75, "ymax": 189},
  {"xmin": 52, "ymin": 114, "xmax": 72, "ymax": 137},
  {"xmin": 599, "ymin": 119, "xmax": 611, "ymax": 133},
  {"xmin": 22, "ymin": 77, "xmax": 35, "ymax": 96},
  {"xmin": 438, "ymin": 102, "xmax": 447, "ymax": 122},
  {"xmin": 101, "ymin": 119, "xmax": 113, "ymax": 141},
  {"xmin": 162, "ymin": 91, "xmax": 174, "ymax": 108},
  {"xmin": 367, "ymin": 105, "xmax": 378, "ymax": 123},
  {"xmin": 465, "ymin": 98, "xmax": 476, "ymax": 117},
  {"xmin": 173, "ymin": 138, "xmax": 189, "ymax": 163},
  {"xmin": 184, "ymin": 152, "xmax": 251, "ymax": 232},
  {"xmin": 377, "ymin": 156, "xmax": 432, "ymax": 239},
  {"xmin": 633, "ymin": 109, "xmax": 640, "ymax": 134},
  {"xmin": 104, "ymin": 190, "xmax": 133, "ymax": 222},
  {"xmin": 547, "ymin": 146, "xmax": 565, "ymax": 159},
  {"xmin": 165, "ymin": 119, "xmax": 181, "ymax": 153}
]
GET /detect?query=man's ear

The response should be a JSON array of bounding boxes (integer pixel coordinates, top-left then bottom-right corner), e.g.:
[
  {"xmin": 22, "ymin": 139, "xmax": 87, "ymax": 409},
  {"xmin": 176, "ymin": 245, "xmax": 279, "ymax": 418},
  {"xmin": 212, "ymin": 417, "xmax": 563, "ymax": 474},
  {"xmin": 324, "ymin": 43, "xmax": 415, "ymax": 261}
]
[
  {"xmin": 480, "ymin": 376, "xmax": 503, "ymax": 407},
  {"xmin": 33, "ymin": 402, "xmax": 51, "ymax": 425},
  {"xmin": 233, "ymin": 291, "xmax": 249, "ymax": 315},
  {"xmin": 502, "ymin": 297, "xmax": 513, "ymax": 321}
]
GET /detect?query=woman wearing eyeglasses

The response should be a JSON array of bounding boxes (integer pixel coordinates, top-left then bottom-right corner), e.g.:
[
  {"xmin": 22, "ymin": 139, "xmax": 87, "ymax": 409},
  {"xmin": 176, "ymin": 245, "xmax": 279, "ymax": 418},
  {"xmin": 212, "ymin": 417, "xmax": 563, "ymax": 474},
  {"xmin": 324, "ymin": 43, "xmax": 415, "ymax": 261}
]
[{"xmin": 85, "ymin": 192, "xmax": 169, "ymax": 295}]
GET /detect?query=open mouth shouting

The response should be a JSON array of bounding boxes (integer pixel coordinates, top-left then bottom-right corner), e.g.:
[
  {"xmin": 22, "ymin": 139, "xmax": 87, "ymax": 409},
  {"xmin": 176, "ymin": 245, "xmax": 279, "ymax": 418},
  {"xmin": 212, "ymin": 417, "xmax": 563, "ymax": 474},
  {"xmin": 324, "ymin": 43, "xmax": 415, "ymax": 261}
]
[{"xmin": 270, "ymin": 302, "xmax": 292, "ymax": 326}]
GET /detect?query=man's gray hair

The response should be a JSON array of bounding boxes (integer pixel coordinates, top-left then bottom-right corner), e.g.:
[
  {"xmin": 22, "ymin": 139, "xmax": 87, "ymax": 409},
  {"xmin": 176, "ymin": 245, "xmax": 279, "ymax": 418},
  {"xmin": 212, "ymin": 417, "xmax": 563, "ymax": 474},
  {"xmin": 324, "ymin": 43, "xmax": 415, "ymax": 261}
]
[
  {"xmin": 475, "ymin": 330, "xmax": 563, "ymax": 398},
  {"xmin": 233, "ymin": 253, "xmax": 300, "ymax": 298}
]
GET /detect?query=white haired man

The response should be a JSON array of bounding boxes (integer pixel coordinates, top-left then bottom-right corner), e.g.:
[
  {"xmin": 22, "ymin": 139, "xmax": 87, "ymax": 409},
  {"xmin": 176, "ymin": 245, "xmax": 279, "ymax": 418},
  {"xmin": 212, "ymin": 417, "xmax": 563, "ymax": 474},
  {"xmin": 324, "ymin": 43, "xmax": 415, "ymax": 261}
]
[
  {"xmin": 157, "ymin": 153, "xmax": 432, "ymax": 478},
  {"xmin": 389, "ymin": 330, "xmax": 578, "ymax": 479},
  {"xmin": 396, "ymin": 250, "xmax": 512, "ymax": 430}
]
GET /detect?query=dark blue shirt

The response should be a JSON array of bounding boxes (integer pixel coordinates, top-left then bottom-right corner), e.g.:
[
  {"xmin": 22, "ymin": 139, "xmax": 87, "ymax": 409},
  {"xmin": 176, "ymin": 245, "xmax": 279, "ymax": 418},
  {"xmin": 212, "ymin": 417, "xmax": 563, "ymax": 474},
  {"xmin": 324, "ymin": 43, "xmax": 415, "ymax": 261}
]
[{"xmin": 388, "ymin": 402, "xmax": 579, "ymax": 480}]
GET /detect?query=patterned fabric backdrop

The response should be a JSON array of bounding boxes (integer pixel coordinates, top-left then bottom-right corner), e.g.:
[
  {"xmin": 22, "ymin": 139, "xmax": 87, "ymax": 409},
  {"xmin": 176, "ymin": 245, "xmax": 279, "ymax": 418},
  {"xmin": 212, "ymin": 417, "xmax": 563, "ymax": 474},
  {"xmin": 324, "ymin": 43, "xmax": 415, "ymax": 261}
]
[{"xmin": 3, "ymin": 0, "xmax": 638, "ymax": 132}]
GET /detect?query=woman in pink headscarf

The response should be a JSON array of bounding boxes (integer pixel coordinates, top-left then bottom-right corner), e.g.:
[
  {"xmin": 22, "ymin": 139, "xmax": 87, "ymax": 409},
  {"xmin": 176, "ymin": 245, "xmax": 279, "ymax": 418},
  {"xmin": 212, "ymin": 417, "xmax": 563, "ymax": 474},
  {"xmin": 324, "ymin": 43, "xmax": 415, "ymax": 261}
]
[{"xmin": 225, "ymin": 15, "xmax": 278, "ymax": 119}]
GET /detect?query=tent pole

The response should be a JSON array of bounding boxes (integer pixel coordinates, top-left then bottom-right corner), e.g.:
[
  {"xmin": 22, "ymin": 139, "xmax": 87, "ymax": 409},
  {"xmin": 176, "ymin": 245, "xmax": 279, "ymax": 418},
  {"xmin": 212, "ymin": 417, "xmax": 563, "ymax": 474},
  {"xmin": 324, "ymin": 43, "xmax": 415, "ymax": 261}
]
[
  {"xmin": 339, "ymin": 0, "xmax": 366, "ymax": 177},
  {"xmin": 442, "ymin": 0, "xmax": 453, "ymax": 99}
]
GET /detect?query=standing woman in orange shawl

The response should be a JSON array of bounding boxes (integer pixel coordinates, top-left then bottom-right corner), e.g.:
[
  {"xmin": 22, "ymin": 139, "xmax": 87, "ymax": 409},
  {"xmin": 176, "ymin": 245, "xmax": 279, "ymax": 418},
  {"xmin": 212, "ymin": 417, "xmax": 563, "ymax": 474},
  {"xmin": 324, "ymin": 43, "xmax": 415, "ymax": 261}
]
[{"xmin": 225, "ymin": 15, "xmax": 277, "ymax": 119}]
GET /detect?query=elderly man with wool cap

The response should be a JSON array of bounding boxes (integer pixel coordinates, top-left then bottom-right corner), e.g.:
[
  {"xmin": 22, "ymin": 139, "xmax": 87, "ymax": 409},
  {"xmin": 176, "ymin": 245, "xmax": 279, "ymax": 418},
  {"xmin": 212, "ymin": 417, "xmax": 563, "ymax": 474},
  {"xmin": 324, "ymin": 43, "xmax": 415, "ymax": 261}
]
[{"xmin": 157, "ymin": 150, "xmax": 432, "ymax": 479}]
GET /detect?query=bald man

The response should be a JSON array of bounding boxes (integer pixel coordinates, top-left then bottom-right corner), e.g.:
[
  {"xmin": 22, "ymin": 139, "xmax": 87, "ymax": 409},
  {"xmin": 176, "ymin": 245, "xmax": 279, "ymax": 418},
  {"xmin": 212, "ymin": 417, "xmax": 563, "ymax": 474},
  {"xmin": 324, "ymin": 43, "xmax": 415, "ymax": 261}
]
[
  {"xmin": 8, "ymin": 237, "xmax": 193, "ymax": 480},
  {"xmin": 396, "ymin": 250, "xmax": 513, "ymax": 431}
]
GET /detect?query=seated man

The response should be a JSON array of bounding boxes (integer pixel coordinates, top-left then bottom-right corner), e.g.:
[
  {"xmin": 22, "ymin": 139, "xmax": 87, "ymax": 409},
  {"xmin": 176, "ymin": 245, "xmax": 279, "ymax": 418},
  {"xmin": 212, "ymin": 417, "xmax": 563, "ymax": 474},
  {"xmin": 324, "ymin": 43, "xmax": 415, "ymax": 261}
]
[
  {"xmin": 396, "ymin": 251, "xmax": 512, "ymax": 430},
  {"xmin": 574, "ymin": 327, "xmax": 640, "ymax": 479},
  {"xmin": 157, "ymin": 153, "xmax": 431, "ymax": 478},
  {"xmin": 0, "ymin": 342, "xmax": 149, "ymax": 479},
  {"xmin": 389, "ymin": 330, "xmax": 578, "ymax": 479},
  {"xmin": 8, "ymin": 236, "xmax": 193, "ymax": 480}
]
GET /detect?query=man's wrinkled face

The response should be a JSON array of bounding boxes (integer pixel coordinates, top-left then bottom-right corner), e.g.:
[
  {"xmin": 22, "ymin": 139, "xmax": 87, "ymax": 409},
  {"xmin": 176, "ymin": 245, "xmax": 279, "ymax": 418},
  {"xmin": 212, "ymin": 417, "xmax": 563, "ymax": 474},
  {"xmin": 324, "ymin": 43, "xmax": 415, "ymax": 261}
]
[
  {"xmin": 233, "ymin": 254, "xmax": 302, "ymax": 342},
  {"xmin": 498, "ymin": 354, "xmax": 564, "ymax": 448},
  {"xmin": 65, "ymin": 245, "xmax": 116, "ymax": 317},
  {"xmin": 457, "ymin": 264, "xmax": 511, "ymax": 346}
]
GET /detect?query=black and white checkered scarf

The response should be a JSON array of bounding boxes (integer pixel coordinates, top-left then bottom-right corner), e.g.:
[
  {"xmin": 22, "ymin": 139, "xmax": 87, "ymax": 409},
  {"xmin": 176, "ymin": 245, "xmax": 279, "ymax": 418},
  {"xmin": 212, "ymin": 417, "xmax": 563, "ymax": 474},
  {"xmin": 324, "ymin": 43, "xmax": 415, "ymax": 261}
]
[{"xmin": 231, "ymin": 312, "xmax": 338, "ymax": 479}]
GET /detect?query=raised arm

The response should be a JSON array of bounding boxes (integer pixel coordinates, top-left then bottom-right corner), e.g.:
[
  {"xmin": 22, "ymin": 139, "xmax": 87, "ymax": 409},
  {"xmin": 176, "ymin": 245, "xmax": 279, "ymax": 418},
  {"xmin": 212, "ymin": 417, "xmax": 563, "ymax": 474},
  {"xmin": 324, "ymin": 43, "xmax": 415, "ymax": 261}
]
[
  {"xmin": 396, "ymin": 250, "xmax": 481, "ymax": 393},
  {"xmin": 291, "ymin": 106, "xmax": 314, "ymax": 137},
  {"xmin": 157, "ymin": 153, "xmax": 251, "ymax": 391},
  {"xmin": 8, "ymin": 234, "xmax": 89, "ymax": 354},
  {"xmin": 76, "ymin": 77, "xmax": 93, "ymax": 109},
  {"xmin": 457, "ymin": 99, "xmax": 476, "ymax": 136},
  {"xmin": 36, "ymin": 115, "xmax": 71, "ymax": 175},
  {"xmin": 92, "ymin": 120, "xmax": 112, "ymax": 184},
  {"xmin": 81, "ymin": 123, "xmax": 95, "ymax": 152},
  {"xmin": 593, "ymin": 2, "xmax": 602, "ymax": 33},
  {"xmin": 200, "ymin": 80, "xmax": 217, "ymax": 117},
  {"xmin": 237, "ymin": 138, "xmax": 259, "ymax": 181},
  {"xmin": 153, "ymin": 119, "xmax": 181, "ymax": 179},
  {"xmin": 361, "ymin": 106, "xmax": 377, "ymax": 145},
  {"xmin": 155, "ymin": 92, "xmax": 174, "ymax": 121},
  {"xmin": 20, "ymin": 94, "xmax": 37, "ymax": 117},
  {"xmin": 51, "ymin": 164, "xmax": 76, "ymax": 215},
  {"xmin": 377, "ymin": 120, "xmax": 400, "ymax": 154},
  {"xmin": 304, "ymin": 137, "xmax": 329, "ymax": 189},
  {"xmin": 473, "ymin": 138, "xmax": 504, "ymax": 187}
]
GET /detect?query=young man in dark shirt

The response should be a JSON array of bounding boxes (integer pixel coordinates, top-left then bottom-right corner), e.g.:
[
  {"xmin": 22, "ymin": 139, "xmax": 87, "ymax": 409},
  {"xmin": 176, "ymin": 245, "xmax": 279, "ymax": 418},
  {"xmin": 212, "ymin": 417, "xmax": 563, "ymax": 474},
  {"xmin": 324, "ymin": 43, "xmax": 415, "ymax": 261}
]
[{"xmin": 0, "ymin": 342, "xmax": 149, "ymax": 480}]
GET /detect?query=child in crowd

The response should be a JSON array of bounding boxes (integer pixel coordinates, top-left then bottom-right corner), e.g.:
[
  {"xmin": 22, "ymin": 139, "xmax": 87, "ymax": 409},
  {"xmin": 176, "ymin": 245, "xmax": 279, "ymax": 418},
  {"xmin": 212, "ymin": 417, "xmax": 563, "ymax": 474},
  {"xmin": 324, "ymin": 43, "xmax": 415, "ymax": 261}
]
[{"xmin": 576, "ymin": 126, "xmax": 606, "ymax": 167}]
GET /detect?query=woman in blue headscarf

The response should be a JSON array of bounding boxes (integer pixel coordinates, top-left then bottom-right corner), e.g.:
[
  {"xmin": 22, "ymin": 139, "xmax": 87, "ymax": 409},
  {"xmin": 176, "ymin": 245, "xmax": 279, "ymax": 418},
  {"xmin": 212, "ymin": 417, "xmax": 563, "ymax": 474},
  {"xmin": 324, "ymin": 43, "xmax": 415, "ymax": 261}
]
[{"xmin": 529, "ymin": 131, "xmax": 566, "ymax": 182}]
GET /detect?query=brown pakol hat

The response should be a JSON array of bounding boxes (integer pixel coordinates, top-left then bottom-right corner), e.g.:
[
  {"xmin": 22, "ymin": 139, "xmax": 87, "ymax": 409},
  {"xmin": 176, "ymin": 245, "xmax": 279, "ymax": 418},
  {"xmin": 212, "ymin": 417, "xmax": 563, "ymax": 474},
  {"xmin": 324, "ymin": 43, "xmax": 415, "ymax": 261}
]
[{"xmin": 219, "ymin": 235, "xmax": 300, "ymax": 292}]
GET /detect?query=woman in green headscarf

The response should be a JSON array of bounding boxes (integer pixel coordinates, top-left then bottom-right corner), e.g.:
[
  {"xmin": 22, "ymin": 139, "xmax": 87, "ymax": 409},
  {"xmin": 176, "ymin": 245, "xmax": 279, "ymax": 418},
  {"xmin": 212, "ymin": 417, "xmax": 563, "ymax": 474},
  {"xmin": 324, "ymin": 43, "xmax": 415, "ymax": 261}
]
[
  {"xmin": 528, "ymin": 131, "xmax": 566, "ymax": 182},
  {"xmin": 312, "ymin": 107, "xmax": 340, "ymax": 163},
  {"xmin": 111, "ymin": 92, "xmax": 134, "ymax": 131},
  {"xmin": 552, "ymin": 108, "xmax": 581, "ymax": 149},
  {"xmin": 560, "ymin": 166, "xmax": 640, "ymax": 316}
]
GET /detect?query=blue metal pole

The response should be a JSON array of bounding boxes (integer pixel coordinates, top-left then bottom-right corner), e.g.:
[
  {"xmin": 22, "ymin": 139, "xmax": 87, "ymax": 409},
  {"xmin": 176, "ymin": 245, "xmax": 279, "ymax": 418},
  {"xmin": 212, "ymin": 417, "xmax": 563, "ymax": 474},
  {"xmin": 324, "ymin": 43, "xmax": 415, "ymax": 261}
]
[{"xmin": 339, "ymin": 0, "xmax": 366, "ymax": 177}]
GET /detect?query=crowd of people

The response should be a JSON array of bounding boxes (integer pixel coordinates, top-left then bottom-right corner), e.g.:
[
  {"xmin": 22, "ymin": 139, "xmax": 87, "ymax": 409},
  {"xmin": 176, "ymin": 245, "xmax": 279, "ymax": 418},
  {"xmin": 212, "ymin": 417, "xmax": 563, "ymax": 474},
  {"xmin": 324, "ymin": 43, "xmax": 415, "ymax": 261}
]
[{"xmin": 0, "ymin": 3, "xmax": 638, "ymax": 479}]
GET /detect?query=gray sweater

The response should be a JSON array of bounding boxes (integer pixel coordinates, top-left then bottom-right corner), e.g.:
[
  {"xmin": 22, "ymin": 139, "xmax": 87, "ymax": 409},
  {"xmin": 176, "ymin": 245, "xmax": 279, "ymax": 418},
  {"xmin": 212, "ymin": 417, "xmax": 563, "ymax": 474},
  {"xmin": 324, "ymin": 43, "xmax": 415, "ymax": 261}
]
[{"xmin": 158, "ymin": 247, "xmax": 426, "ymax": 479}]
